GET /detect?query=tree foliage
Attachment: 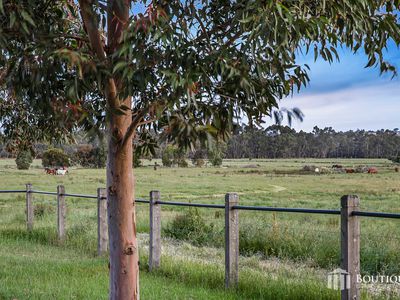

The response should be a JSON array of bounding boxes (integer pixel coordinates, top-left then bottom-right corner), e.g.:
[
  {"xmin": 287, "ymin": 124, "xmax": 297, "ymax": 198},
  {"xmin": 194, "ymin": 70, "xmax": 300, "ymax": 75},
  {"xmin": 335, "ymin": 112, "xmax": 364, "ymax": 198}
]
[{"xmin": 1, "ymin": 0, "xmax": 399, "ymax": 151}]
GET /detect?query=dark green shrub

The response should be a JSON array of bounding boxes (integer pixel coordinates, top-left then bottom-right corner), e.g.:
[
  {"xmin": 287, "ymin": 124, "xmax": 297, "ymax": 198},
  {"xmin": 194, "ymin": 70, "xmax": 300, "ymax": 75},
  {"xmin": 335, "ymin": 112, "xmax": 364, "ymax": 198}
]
[
  {"xmin": 15, "ymin": 150, "xmax": 33, "ymax": 170},
  {"xmin": 177, "ymin": 159, "xmax": 188, "ymax": 167},
  {"xmin": 164, "ymin": 208, "xmax": 214, "ymax": 245},
  {"xmin": 162, "ymin": 145, "xmax": 188, "ymax": 167},
  {"xmin": 208, "ymin": 148, "xmax": 223, "ymax": 166},
  {"xmin": 42, "ymin": 148, "xmax": 70, "ymax": 167},
  {"xmin": 161, "ymin": 145, "xmax": 174, "ymax": 167},
  {"xmin": 92, "ymin": 147, "xmax": 107, "ymax": 168},
  {"xmin": 74, "ymin": 145, "xmax": 106, "ymax": 168},
  {"xmin": 133, "ymin": 150, "xmax": 142, "ymax": 168},
  {"xmin": 191, "ymin": 149, "xmax": 207, "ymax": 167},
  {"xmin": 390, "ymin": 156, "xmax": 400, "ymax": 163}
]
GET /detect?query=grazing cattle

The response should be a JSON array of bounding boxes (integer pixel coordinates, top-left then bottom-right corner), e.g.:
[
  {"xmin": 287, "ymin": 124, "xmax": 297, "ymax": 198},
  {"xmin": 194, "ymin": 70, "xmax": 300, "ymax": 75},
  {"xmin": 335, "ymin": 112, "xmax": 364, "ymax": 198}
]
[
  {"xmin": 345, "ymin": 168, "xmax": 355, "ymax": 173},
  {"xmin": 332, "ymin": 164, "xmax": 343, "ymax": 169},
  {"xmin": 367, "ymin": 167, "xmax": 378, "ymax": 174},
  {"xmin": 45, "ymin": 168, "xmax": 56, "ymax": 175},
  {"xmin": 45, "ymin": 167, "xmax": 68, "ymax": 175},
  {"xmin": 56, "ymin": 169, "xmax": 68, "ymax": 176},
  {"xmin": 395, "ymin": 167, "xmax": 399, "ymax": 173}
]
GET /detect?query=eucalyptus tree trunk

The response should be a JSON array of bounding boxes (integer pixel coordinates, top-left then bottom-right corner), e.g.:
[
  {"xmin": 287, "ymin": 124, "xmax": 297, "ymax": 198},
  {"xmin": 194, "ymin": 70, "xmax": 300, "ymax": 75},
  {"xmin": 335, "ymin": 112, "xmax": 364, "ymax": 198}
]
[
  {"xmin": 107, "ymin": 97, "xmax": 140, "ymax": 299},
  {"xmin": 105, "ymin": 1, "xmax": 139, "ymax": 298}
]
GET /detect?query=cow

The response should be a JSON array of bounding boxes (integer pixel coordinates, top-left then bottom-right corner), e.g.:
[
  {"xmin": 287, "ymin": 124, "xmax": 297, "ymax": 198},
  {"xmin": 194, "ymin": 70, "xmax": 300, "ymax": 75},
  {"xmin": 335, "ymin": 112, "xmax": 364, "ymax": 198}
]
[
  {"xmin": 367, "ymin": 167, "xmax": 378, "ymax": 174},
  {"xmin": 56, "ymin": 169, "xmax": 68, "ymax": 175},
  {"xmin": 45, "ymin": 167, "xmax": 68, "ymax": 175},
  {"xmin": 345, "ymin": 168, "xmax": 355, "ymax": 173},
  {"xmin": 332, "ymin": 164, "xmax": 343, "ymax": 169},
  {"xmin": 45, "ymin": 168, "xmax": 56, "ymax": 175}
]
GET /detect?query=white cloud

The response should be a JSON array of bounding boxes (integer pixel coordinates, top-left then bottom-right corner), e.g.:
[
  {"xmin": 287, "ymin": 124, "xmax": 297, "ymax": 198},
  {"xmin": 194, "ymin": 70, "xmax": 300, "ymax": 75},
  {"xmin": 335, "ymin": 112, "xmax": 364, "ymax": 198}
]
[{"xmin": 274, "ymin": 81, "xmax": 400, "ymax": 132}]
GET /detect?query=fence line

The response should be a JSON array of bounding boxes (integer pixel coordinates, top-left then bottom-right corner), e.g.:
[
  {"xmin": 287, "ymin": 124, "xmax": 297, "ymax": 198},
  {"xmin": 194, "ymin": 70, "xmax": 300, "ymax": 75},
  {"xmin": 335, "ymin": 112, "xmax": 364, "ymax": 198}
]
[{"xmin": 1, "ymin": 185, "xmax": 400, "ymax": 300}]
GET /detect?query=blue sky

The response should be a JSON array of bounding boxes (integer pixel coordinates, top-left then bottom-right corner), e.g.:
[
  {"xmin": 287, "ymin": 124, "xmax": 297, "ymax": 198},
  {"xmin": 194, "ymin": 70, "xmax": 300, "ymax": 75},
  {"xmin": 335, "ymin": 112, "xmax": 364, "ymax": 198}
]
[{"xmin": 276, "ymin": 42, "xmax": 400, "ymax": 132}]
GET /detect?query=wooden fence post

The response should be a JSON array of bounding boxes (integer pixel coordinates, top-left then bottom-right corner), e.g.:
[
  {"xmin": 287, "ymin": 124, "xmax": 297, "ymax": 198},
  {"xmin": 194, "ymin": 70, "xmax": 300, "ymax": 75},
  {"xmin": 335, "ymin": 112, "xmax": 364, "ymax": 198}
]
[
  {"xmin": 26, "ymin": 183, "xmax": 33, "ymax": 231},
  {"xmin": 97, "ymin": 188, "xmax": 108, "ymax": 255},
  {"xmin": 149, "ymin": 190, "xmax": 161, "ymax": 271},
  {"xmin": 341, "ymin": 195, "xmax": 360, "ymax": 300},
  {"xmin": 225, "ymin": 193, "xmax": 239, "ymax": 289},
  {"xmin": 57, "ymin": 185, "xmax": 66, "ymax": 242}
]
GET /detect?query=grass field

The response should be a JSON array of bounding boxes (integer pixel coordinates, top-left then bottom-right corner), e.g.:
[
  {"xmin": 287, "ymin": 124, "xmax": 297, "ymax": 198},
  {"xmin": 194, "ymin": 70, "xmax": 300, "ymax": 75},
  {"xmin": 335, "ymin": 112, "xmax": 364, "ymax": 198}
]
[{"xmin": 0, "ymin": 158, "xmax": 399, "ymax": 299}]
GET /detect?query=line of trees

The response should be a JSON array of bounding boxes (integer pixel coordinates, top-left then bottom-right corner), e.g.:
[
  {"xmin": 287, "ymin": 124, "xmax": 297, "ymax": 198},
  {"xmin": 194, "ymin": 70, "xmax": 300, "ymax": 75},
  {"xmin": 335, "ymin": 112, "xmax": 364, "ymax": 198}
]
[
  {"xmin": 225, "ymin": 126, "xmax": 400, "ymax": 159},
  {"xmin": 2, "ymin": 126, "xmax": 399, "ymax": 165}
]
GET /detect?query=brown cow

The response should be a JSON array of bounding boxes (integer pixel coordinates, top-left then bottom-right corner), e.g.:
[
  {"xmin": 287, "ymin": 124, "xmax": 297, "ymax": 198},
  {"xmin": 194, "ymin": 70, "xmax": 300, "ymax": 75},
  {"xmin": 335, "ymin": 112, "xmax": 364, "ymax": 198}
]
[
  {"xmin": 345, "ymin": 168, "xmax": 355, "ymax": 173},
  {"xmin": 332, "ymin": 164, "xmax": 343, "ymax": 169},
  {"xmin": 45, "ymin": 168, "xmax": 56, "ymax": 175},
  {"xmin": 368, "ymin": 167, "xmax": 378, "ymax": 174}
]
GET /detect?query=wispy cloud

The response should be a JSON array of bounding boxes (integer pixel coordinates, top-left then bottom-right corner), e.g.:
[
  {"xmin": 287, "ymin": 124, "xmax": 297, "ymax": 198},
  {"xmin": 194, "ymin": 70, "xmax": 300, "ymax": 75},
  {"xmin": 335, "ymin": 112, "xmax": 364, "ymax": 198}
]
[
  {"xmin": 280, "ymin": 81, "xmax": 400, "ymax": 131},
  {"xmin": 269, "ymin": 44, "xmax": 400, "ymax": 131}
]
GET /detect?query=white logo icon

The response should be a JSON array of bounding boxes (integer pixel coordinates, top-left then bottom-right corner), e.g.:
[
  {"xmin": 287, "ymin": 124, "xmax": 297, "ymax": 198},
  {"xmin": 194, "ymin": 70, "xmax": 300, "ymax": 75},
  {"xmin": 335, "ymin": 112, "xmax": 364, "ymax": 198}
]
[{"xmin": 327, "ymin": 268, "xmax": 350, "ymax": 290}]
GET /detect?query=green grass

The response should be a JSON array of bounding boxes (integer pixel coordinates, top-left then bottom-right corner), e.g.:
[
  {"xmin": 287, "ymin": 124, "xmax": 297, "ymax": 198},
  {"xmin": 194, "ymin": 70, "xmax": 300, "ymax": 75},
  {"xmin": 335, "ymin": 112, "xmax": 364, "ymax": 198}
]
[{"xmin": 0, "ymin": 158, "xmax": 399, "ymax": 299}]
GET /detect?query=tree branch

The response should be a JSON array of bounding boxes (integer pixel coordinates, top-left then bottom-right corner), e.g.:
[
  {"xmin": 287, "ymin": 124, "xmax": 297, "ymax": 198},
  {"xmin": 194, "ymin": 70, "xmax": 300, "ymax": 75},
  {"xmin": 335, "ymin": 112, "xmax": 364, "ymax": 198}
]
[
  {"xmin": 78, "ymin": 0, "xmax": 106, "ymax": 60},
  {"xmin": 119, "ymin": 100, "xmax": 166, "ymax": 150},
  {"xmin": 78, "ymin": 0, "xmax": 119, "ymax": 109},
  {"xmin": 120, "ymin": 108, "xmax": 148, "ymax": 150}
]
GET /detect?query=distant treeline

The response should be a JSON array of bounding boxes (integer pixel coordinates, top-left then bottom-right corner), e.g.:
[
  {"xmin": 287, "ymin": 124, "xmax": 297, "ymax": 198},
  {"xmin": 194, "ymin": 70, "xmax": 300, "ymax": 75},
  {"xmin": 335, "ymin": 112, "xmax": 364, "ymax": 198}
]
[
  {"xmin": 225, "ymin": 126, "xmax": 400, "ymax": 159},
  {"xmin": 1, "ymin": 126, "xmax": 399, "ymax": 161}
]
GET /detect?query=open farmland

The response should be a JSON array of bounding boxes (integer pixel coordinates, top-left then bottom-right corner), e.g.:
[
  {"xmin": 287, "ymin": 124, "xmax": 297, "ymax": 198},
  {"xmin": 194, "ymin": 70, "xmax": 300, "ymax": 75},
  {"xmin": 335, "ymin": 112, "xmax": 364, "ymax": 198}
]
[{"xmin": 0, "ymin": 158, "xmax": 399, "ymax": 299}]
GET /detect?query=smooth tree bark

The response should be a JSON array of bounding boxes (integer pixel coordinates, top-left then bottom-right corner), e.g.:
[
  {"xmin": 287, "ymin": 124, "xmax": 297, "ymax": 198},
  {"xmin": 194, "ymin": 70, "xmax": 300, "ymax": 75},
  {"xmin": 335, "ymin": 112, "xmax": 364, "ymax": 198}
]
[
  {"xmin": 107, "ymin": 102, "xmax": 139, "ymax": 299},
  {"xmin": 79, "ymin": 0, "xmax": 140, "ymax": 298}
]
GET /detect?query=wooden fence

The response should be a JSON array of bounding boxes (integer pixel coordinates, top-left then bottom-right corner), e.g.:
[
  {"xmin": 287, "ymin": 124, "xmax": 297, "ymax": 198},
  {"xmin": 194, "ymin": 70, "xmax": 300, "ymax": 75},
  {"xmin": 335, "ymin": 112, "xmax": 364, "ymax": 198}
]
[{"xmin": 1, "ymin": 184, "xmax": 400, "ymax": 300}]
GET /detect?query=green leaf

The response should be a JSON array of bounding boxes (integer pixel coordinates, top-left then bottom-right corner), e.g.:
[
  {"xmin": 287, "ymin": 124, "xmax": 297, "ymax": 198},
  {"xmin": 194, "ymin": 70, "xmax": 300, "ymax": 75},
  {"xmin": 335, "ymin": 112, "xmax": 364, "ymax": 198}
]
[
  {"xmin": 21, "ymin": 10, "xmax": 35, "ymax": 27},
  {"xmin": 365, "ymin": 55, "xmax": 376, "ymax": 68},
  {"xmin": 112, "ymin": 61, "xmax": 127, "ymax": 74},
  {"xmin": 9, "ymin": 12, "xmax": 16, "ymax": 28}
]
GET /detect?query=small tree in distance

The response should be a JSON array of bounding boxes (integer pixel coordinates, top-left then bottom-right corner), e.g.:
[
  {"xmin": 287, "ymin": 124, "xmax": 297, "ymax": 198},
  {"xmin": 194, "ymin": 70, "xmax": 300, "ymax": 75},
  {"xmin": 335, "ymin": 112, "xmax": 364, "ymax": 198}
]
[
  {"xmin": 162, "ymin": 144, "xmax": 188, "ymax": 167},
  {"xmin": 15, "ymin": 150, "xmax": 33, "ymax": 170},
  {"xmin": 1, "ymin": 1, "xmax": 399, "ymax": 298},
  {"xmin": 42, "ymin": 148, "xmax": 70, "ymax": 168}
]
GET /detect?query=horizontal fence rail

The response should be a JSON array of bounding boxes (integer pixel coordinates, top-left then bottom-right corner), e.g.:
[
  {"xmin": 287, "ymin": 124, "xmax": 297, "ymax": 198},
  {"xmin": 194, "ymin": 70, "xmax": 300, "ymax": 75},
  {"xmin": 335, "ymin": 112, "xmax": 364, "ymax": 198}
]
[
  {"xmin": 30, "ymin": 190, "xmax": 58, "ymax": 196},
  {"xmin": 1, "ymin": 185, "xmax": 400, "ymax": 300},
  {"xmin": 156, "ymin": 200, "xmax": 225, "ymax": 209},
  {"xmin": 136, "ymin": 198, "xmax": 150, "ymax": 204},
  {"xmin": 232, "ymin": 205, "xmax": 341, "ymax": 215},
  {"xmin": 0, "ymin": 190, "xmax": 26, "ymax": 193},
  {"xmin": 62, "ymin": 193, "xmax": 98, "ymax": 199},
  {"xmin": 352, "ymin": 211, "xmax": 400, "ymax": 219}
]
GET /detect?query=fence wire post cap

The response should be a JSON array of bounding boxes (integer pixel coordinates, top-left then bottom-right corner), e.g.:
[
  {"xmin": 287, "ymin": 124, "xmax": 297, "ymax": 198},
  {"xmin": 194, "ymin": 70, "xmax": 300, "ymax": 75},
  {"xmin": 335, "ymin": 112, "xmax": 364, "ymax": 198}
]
[{"xmin": 341, "ymin": 195, "xmax": 360, "ymax": 207}]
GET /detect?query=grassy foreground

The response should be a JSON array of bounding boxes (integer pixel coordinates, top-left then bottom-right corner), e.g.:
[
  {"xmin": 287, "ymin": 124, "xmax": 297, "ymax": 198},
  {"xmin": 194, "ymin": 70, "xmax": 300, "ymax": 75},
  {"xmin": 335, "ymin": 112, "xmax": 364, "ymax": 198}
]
[{"xmin": 0, "ymin": 158, "xmax": 399, "ymax": 299}]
